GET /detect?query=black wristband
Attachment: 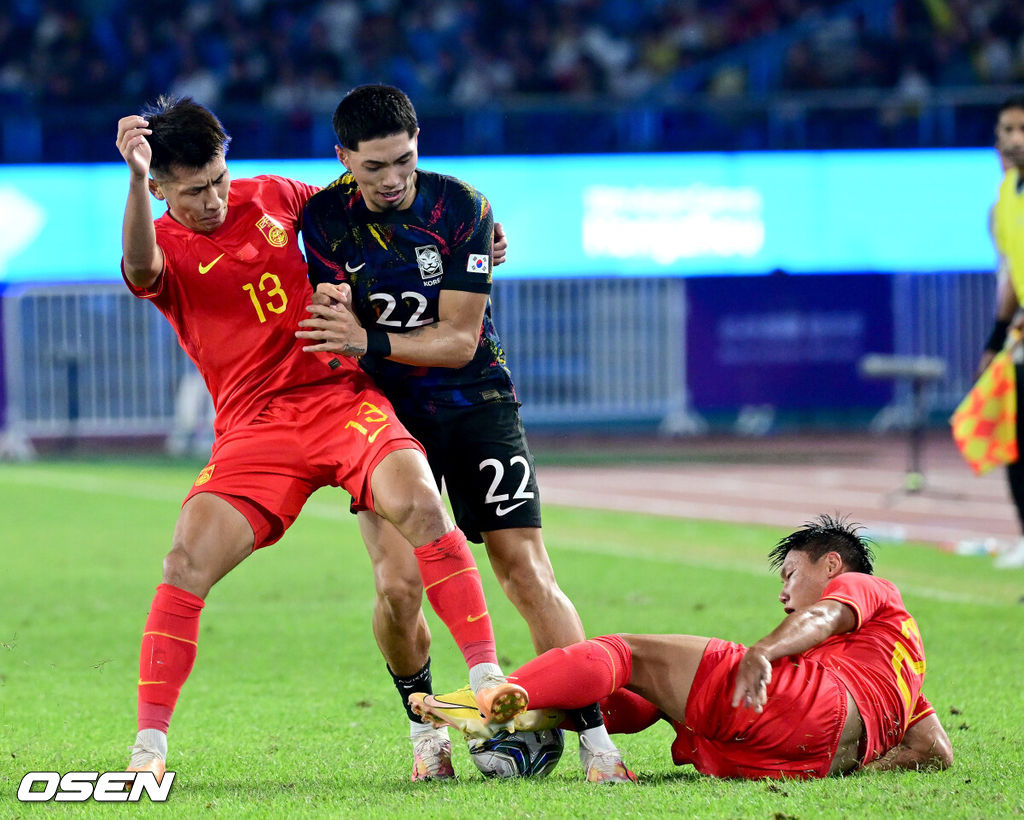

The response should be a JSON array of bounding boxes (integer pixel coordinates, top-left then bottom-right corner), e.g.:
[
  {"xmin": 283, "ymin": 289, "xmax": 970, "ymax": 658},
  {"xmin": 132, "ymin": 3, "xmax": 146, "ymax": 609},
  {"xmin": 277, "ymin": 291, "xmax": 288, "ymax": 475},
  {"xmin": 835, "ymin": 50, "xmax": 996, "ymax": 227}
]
[
  {"xmin": 365, "ymin": 330, "xmax": 391, "ymax": 358},
  {"xmin": 985, "ymin": 319, "xmax": 1011, "ymax": 353}
]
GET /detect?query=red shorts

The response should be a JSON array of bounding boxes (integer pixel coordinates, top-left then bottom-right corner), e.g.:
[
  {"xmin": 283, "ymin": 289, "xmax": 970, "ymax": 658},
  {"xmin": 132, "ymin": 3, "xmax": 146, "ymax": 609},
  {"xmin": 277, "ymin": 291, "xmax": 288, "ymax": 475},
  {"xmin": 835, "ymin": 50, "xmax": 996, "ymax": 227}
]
[
  {"xmin": 669, "ymin": 638, "xmax": 848, "ymax": 779},
  {"xmin": 183, "ymin": 379, "xmax": 423, "ymax": 549}
]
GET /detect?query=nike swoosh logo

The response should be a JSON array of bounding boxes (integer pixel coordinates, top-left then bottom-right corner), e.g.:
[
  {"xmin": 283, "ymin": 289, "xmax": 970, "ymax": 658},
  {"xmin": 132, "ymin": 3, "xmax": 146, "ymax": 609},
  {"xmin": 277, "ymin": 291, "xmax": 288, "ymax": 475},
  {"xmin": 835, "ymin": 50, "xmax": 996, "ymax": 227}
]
[
  {"xmin": 467, "ymin": 612, "xmax": 489, "ymax": 622},
  {"xmin": 495, "ymin": 500, "xmax": 528, "ymax": 517},
  {"xmin": 344, "ymin": 261, "xmax": 366, "ymax": 273},
  {"xmin": 198, "ymin": 253, "xmax": 225, "ymax": 274}
]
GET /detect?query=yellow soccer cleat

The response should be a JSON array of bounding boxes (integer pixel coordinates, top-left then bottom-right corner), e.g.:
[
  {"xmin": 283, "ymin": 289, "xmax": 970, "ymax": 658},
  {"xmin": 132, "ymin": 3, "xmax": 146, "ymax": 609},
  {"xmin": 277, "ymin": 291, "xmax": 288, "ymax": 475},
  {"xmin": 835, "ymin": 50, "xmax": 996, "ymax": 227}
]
[{"xmin": 409, "ymin": 683, "xmax": 532, "ymax": 739}]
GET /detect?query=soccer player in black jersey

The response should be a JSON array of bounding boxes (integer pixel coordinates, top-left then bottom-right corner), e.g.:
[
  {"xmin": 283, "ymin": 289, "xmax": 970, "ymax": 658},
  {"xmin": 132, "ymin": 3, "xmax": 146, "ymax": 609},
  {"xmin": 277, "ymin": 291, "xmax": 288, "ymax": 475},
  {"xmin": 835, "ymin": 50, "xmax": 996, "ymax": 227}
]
[{"xmin": 297, "ymin": 84, "xmax": 634, "ymax": 783}]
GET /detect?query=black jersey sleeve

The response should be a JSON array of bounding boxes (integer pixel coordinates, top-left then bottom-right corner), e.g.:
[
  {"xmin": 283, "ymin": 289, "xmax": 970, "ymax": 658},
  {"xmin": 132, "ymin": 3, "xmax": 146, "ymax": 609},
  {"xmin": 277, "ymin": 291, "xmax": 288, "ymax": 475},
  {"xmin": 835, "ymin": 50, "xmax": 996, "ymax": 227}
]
[
  {"xmin": 441, "ymin": 179, "xmax": 494, "ymax": 294},
  {"xmin": 301, "ymin": 189, "xmax": 348, "ymax": 288}
]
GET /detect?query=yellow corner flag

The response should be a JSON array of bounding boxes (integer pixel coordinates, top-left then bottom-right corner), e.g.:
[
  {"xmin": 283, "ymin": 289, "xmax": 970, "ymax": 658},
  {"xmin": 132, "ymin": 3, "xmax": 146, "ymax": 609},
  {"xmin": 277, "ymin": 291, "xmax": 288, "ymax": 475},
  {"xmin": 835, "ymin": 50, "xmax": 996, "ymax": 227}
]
[{"xmin": 950, "ymin": 346, "xmax": 1018, "ymax": 475}]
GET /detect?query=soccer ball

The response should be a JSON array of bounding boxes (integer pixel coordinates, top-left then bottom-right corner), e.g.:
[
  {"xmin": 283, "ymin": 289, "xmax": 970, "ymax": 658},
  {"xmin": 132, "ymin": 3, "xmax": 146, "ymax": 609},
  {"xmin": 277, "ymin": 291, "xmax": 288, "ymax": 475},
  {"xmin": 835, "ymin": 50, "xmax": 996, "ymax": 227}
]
[{"xmin": 468, "ymin": 729, "xmax": 564, "ymax": 778}]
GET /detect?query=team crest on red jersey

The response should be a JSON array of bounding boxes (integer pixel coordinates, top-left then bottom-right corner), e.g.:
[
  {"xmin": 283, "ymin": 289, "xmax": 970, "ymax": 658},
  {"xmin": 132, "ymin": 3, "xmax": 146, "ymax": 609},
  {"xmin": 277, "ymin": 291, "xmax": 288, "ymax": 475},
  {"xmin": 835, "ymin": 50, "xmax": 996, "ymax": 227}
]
[
  {"xmin": 255, "ymin": 215, "xmax": 288, "ymax": 247},
  {"xmin": 194, "ymin": 464, "xmax": 215, "ymax": 486}
]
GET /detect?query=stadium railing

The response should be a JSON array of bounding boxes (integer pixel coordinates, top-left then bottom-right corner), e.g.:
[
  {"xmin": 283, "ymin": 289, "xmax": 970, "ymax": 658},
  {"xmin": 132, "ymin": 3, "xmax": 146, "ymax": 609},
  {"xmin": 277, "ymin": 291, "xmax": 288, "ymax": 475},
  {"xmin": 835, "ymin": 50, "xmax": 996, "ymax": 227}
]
[{"xmin": 0, "ymin": 278, "xmax": 694, "ymax": 458}]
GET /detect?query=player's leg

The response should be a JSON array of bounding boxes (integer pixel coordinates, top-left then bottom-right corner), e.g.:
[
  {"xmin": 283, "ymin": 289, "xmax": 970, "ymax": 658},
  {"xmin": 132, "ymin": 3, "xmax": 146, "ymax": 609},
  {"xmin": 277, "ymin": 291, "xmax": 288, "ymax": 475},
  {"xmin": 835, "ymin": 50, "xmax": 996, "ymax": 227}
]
[
  {"xmin": 130, "ymin": 492, "xmax": 255, "ymax": 778},
  {"xmin": 472, "ymin": 633, "xmax": 711, "ymax": 727},
  {"xmin": 368, "ymin": 447, "xmax": 517, "ymax": 700},
  {"xmin": 482, "ymin": 526, "xmax": 634, "ymax": 782},
  {"xmin": 327, "ymin": 382, "xmax": 517, "ymax": 703},
  {"xmin": 613, "ymin": 634, "xmax": 713, "ymax": 723},
  {"xmin": 357, "ymin": 510, "xmax": 453, "ymax": 781},
  {"xmin": 482, "ymin": 527, "xmax": 583, "ymax": 652}
]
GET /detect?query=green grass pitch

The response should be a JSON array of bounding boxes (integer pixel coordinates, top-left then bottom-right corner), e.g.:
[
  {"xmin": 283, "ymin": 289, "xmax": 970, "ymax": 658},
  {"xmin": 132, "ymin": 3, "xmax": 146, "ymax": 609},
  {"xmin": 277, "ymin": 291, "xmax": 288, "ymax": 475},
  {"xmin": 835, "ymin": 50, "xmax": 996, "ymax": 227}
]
[{"xmin": 1, "ymin": 458, "xmax": 1022, "ymax": 818}]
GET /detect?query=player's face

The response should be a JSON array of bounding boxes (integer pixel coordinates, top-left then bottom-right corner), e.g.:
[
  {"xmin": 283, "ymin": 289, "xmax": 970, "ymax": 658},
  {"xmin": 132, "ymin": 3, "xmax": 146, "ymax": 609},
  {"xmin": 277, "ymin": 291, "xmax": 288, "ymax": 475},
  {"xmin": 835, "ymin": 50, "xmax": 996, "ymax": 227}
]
[
  {"xmin": 151, "ymin": 153, "xmax": 231, "ymax": 234},
  {"xmin": 995, "ymin": 108, "xmax": 1024, "ymax": 172},
  {"xmin": 777, "ymin": 550, "xmax": 839, "ymax": 614},
  {"xmin": 338, "ymin": 130, "xmax": 419, "ymax": 213}
]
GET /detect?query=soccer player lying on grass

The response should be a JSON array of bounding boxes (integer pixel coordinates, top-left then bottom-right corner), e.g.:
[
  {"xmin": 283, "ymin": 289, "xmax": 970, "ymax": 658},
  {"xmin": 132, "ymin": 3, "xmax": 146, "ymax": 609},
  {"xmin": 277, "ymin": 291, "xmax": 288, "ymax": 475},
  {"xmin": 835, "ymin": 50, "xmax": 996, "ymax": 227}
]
[
  {"xmin": 115, "ymin": 96, "xmax": 524, "ymax": 781},
  {"xmin": 412, "ymin": 515, "xmax": 953, "ymax": 780}
]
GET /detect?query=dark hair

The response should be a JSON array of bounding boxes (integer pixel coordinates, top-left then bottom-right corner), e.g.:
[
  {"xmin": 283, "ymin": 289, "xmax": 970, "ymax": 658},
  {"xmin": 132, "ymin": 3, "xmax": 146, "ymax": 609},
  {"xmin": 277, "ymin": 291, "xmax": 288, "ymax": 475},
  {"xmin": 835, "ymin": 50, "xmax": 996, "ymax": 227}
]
[
  {"xmin": 140, "ymin": 95, "xmax": 230, "ymax": 178},
  {"xmin": 332, "ymin": 84, "xmax": 418, "ymax": 151},
  {"xmin": 998, "ymin": 94, "xmax": 1024, "ymax": 118},
  {"xmin": 768, "ymin": 513, "xmax": 874, "ymax": 575}
]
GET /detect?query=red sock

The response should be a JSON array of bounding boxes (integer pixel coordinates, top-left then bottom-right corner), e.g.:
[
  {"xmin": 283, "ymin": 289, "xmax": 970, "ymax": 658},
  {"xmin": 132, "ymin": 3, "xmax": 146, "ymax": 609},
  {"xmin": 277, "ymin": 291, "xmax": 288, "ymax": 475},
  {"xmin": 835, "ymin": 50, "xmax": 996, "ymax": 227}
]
[
  {"xmin": 510, "ymin": 634, "xmax": 633, "ymax": 710},
  {"xmin": 137, "ymin": 583, "xmax": 205, "ymax": 733},
  {"xmin": 414, "ymin": 528, "xmax": 498, "ymax": 668},
  {"xmin": 599, "ymin": 688, "xmax": 664, "ymax": 734}
]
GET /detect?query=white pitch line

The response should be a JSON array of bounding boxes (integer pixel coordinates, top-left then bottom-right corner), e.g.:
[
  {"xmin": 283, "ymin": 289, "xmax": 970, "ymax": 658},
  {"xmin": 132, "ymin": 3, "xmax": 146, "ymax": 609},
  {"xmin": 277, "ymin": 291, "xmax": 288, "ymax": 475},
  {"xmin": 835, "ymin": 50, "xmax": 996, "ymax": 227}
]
[{"xmin": 1, "ymin": 467, "xmax": 1004, "ymax": 606}]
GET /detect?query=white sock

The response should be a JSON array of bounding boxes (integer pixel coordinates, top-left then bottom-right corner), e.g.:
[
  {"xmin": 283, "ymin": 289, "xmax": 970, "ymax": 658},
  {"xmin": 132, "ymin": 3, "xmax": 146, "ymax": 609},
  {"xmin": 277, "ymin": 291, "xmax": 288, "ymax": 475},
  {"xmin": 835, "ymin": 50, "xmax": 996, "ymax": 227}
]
[
  {"xmin": 136, "ymin": 728, "xmax": 168, "ymax": 759},
  {"xmin": 579, "ymin": 725, "xmax": 617, "ymax": 753},
  {"xmin": 410, "ymin": 719, "xmax": 443, "ymax": 738},
  {"xmin": 468, "ymin": 662, "xmax": 503, "ymax": 694}
]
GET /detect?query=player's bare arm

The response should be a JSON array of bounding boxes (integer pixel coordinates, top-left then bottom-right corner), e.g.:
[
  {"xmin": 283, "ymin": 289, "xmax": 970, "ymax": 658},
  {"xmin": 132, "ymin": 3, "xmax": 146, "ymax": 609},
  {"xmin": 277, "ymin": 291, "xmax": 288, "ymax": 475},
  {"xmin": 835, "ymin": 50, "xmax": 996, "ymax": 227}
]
[
  {"xmin": 116, "ymin": 115, "xmax": 163, "ymax": 289},
  {"xmin": 731, "ymin": 598, "xmax": 856, "ymax": 713},
  {"xmin": 299, "ymin": 283, "xmax": 486, "ymax": 368},
  {"xmin": 976, "ymin": 272, "xmax": 1021, "ymax": 378},
  {"xmin": 383, "ymin": 288, "xmax": 486, "ymax": 367},
  {"xmin": 862, "ymin": 713, "xmax": 953, "ymax": 771}
]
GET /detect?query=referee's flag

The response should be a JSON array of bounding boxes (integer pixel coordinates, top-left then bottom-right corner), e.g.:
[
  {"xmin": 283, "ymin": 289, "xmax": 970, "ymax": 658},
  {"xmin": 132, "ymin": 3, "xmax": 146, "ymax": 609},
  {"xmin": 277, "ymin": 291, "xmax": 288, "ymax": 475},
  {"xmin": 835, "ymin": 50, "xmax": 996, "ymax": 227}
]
[{"xmin": 950, "ymin": 346, "xmax": 1018, "ymax": 475}]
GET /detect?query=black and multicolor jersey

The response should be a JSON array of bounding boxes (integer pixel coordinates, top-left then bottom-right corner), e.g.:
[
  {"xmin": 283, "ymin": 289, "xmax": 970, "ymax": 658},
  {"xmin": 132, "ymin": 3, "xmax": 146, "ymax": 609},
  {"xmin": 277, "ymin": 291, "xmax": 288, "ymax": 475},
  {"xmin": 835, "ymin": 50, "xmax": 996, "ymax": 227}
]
[{"xmin": 302, "ymin": 168, "xmax": 515, "ymax": 418}]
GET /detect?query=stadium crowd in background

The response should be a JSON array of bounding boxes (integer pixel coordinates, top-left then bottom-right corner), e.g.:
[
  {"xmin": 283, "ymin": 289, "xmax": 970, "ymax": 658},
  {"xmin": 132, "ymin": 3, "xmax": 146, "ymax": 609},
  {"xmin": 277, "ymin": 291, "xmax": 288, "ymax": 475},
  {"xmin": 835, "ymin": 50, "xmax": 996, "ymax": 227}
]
[{"xmin": 3, "ymin": 0, "xmax": 1024, "ymax": 116}]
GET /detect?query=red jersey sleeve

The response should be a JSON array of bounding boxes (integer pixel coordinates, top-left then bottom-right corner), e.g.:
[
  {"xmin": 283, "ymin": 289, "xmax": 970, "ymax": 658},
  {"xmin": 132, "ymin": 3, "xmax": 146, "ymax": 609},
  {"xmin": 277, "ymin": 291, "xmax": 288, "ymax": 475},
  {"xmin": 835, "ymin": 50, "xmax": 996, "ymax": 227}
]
[
  {"xmin": 258, "ymin": 175, "xmax": 320, "ymax": 229},
  {"xmin": 906, "ymin": 692, "xmax": 936, "ymax": 728},
  {"xmin": 818, "ymin": 572, "xmax": 893, "ymax": 630}
]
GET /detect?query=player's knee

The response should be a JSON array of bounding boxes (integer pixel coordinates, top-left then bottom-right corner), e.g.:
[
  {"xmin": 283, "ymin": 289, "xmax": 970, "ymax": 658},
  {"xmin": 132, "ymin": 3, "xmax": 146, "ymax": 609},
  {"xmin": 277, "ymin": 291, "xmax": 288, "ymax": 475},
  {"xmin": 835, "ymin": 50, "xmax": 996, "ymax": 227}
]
[
  {"xmin": 381, "ymin": 478, "xmax": 448, "ymax": 536},
  {"xmin": 375, "ymin": 572, "xmax": 424, "ymax": 619},
  {"xmin": 492, "ymin": 551, "xmax": 556, "ymax": 599},
  {"xmin": 502, "ymin": 567, "xmax": 562, "ymax": 610},
  {"xmin": 162, "ymin": 545, "xmax": 211, "ymax": 596}
]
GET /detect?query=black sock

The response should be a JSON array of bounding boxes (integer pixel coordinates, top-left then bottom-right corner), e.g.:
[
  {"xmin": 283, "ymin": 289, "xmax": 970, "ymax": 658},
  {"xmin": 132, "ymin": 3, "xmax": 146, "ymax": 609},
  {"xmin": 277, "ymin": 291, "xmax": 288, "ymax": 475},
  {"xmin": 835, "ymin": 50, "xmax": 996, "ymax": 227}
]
[
  {"xmin": 388, "ymin": 658, "xmax": 433, "ymax": 723},
  {"xmin": 567, "ymin": 702, "xmax": 604, "ymax": 731}
]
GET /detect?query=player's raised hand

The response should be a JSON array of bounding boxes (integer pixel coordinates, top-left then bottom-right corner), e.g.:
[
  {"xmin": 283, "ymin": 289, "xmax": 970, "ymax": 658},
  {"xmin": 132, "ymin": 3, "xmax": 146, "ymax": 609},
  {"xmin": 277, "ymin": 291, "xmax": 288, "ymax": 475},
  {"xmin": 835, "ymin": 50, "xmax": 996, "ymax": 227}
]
[
  {"xmin": 116, "ymin": 116, "xmax": 153, "ymax": 178},
  {"xmin": 731, "ymin": 647, "xmax": 772, "ymax": 713},
  {"xmin": 493, "ymin": 221, "xmax": 508, "ymax": 266}
]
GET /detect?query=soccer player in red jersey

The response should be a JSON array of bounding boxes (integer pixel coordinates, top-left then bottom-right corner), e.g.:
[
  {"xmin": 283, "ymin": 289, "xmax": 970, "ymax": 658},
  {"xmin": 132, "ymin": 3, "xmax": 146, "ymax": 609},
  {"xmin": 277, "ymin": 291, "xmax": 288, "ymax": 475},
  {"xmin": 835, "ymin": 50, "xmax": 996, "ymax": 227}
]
[
  {"xmin": 114, "ymin": 96, "xmax": 522, "ymax": 781},
  {"xmin": 414, "ymin": 515, "xmax": 953, "ymax": 780}
]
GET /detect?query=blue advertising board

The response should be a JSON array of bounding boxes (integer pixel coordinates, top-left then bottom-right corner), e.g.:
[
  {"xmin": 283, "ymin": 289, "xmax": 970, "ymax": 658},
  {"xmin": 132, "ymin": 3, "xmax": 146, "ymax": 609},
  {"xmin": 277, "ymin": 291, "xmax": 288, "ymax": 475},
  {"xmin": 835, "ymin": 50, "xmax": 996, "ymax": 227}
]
[{"xmin": 0, "ymin": 149, "xmax": 1001, "ymax": 284}]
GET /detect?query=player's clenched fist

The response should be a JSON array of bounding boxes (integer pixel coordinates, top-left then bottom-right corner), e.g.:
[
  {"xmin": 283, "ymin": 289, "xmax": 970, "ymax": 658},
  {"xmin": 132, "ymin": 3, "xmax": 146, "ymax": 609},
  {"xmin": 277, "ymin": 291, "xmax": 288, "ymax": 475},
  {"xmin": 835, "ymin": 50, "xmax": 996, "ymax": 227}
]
[
  {"xmin": 116, "ymin": 115, "xmax": 153, "ymax": 177},
  {"xmin": 311, "ymin": 281, "xmax": 353, "ymax": 310}
]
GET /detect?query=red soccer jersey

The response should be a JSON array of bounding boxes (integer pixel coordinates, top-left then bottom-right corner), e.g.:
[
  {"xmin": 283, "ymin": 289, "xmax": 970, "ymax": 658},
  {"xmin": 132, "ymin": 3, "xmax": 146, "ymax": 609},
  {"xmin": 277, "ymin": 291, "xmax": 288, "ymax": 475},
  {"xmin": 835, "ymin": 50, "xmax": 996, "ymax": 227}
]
[
  {"xmin": 804, "ymin": 573, "xmax": 934, "ymax": 765},
  {"xmin": 124, "ymin": 175, "xmax": 360, "ymax": 434}
]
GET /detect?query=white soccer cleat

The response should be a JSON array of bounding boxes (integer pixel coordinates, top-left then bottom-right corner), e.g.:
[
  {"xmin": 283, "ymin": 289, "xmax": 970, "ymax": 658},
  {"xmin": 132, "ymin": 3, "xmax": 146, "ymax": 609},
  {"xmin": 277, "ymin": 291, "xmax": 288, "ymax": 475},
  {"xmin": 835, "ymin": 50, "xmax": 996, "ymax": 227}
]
[
  {"xmin": 579, "ymin": 735, "xmax": 638, "ymax": 784},
  {"xmin": 410, "ymin": 726, "xmax": 455, "ymax": 782},
  {"xmin": 127, "ymin": 731, "xmax": 168, "ymax": 784}
]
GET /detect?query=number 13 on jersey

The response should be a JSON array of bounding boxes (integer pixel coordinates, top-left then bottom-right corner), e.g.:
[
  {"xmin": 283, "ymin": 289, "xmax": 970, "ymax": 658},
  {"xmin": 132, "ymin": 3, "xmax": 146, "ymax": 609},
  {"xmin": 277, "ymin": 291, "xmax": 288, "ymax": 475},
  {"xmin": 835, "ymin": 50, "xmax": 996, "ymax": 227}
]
[
  {"xmin": 345, "ymin": 402, "xmax": 392, "ymax": 443},
  {"xmin": 242, "ymin": 272, "xmax": 288, "ymax": 323}
]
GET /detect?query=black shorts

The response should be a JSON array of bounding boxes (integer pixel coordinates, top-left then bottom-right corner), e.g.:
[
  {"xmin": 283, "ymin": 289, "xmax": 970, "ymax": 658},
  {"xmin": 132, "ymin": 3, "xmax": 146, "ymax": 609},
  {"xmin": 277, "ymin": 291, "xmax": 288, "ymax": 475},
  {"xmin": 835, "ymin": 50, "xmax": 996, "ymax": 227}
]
[{"xmin": 402, "ymin": 401, "xmax": 542, "ymax": 543}]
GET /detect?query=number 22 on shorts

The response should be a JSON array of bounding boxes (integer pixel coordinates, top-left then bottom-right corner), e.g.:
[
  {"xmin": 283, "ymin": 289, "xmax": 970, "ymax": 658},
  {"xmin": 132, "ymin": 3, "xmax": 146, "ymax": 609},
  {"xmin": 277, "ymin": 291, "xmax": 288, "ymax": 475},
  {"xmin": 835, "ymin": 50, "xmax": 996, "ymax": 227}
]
[{"xmin": 344, "ymin": 402, "xmax": 391, "ymax": 443}]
